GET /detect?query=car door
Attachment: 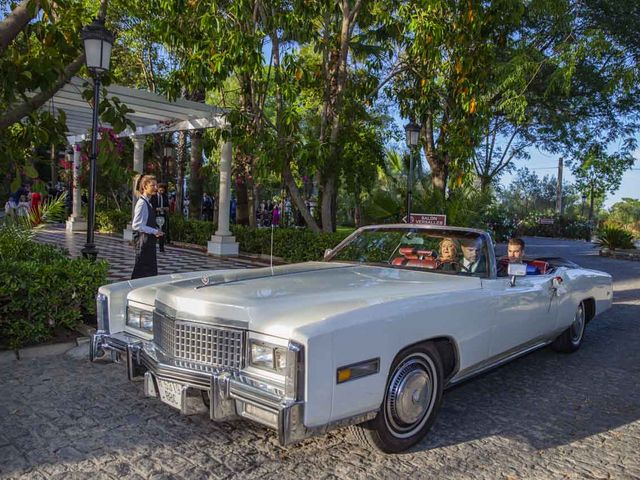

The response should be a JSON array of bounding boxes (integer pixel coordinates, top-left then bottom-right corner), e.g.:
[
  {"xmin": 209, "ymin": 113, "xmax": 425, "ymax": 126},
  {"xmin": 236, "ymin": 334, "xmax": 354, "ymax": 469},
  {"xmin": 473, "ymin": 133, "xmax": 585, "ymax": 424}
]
[{"xmin": 482, "ymin": 273, "xmax": 559, "ymax": 358}]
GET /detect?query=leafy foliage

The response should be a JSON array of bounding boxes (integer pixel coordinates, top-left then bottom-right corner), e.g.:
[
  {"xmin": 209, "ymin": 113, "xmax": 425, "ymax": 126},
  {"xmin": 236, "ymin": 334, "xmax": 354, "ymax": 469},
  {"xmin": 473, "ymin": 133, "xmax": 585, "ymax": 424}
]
[
  {"xmin": 607, "ymin": 198, "xmax": 640, "ymax": 235},
  {"xmin": 0, "ymin": 226, "xmax": 109, "ymax": 349},
  {"xmin": 595, "ymin": 225, "xmax": 636, "ymax": 250},
  {"xmin": 95, "ymin": 209, "xmax": 130, "ymax": 234}
]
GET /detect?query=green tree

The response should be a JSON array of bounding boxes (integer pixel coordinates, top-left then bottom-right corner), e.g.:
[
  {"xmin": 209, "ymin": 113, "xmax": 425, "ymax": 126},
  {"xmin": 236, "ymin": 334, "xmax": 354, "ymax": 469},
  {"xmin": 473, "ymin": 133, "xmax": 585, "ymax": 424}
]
[
  {"xmin": 608, "ymin": 198, "xmax": 640, "ymax": 233},
  {"xmin": 573, "ymin": 144, "xmax": 636, "ymax": 221}
]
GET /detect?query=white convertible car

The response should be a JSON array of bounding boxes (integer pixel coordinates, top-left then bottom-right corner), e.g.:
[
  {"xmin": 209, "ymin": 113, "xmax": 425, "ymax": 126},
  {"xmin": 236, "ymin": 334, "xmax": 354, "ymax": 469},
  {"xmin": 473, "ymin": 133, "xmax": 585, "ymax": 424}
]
[{"xmin": 91, "ymin": 225, "xmax": 612, "ymax": 453}]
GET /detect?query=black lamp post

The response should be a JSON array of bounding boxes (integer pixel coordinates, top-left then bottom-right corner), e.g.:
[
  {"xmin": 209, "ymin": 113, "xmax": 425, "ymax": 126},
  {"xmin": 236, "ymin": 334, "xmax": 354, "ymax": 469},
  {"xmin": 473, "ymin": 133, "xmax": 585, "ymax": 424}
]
[
  {"xmin": 80, "ymin": 18, "xmax": 114, "ymax": 260},
  {"xmin": 581, "ymin": 193, "xmax": 587, "ymax": 217},
  {"xmin": 404, "ymin": 121, "xmax": 421, "ymax": 223}
]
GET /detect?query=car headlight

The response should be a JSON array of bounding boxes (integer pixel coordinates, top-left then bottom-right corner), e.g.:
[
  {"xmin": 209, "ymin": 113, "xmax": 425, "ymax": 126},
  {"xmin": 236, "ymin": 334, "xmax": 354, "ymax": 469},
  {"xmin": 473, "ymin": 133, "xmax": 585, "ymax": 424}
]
[
  {"xmin": 249, "ymin": 340, "xmax": 288, "ymax": 373},
  {"xmin": 126, "ymin": 304, "xmax": 154, "ymax": 332}
]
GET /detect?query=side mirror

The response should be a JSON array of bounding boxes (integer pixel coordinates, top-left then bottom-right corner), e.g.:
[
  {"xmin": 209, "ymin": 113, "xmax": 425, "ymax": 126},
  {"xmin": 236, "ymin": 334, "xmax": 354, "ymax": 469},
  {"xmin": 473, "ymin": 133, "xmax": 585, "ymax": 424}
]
[
  {"xmin": 324, "ymin": 248, "xmax": 333, "ymax": 259},
  {"xmin": 507, "ymin": 262, "xmax": 527, "ymax": 286}
]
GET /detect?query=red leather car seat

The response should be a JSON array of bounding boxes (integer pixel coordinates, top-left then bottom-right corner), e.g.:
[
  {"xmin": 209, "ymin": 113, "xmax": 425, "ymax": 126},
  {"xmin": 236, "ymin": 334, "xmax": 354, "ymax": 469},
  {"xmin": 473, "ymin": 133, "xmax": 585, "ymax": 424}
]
[{"xmin": 527, "ymin": 260, "xmax": 550, "ymax": 274}]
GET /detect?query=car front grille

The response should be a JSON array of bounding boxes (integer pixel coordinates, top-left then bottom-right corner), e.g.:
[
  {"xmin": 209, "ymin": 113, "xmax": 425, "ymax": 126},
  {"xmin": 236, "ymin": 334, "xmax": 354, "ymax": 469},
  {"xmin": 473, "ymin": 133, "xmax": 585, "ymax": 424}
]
[{"xmin": 153, "ymin": 310, "xmax": 244, "ymax": 370}]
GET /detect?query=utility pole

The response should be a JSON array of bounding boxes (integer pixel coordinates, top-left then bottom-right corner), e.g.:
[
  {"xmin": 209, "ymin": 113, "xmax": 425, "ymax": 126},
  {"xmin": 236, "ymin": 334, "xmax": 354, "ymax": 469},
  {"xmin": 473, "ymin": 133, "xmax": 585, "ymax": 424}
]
[{"xmin": 556, "ymin": 157, "xmax": 563, "ymax": 215}]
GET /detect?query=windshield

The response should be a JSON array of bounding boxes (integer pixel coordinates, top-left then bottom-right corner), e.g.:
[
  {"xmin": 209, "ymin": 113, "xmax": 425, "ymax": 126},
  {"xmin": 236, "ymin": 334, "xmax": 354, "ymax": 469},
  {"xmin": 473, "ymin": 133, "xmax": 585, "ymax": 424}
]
[{"xmin": 325, "ymin": 227, "xmax": 491, "ymax": 277}]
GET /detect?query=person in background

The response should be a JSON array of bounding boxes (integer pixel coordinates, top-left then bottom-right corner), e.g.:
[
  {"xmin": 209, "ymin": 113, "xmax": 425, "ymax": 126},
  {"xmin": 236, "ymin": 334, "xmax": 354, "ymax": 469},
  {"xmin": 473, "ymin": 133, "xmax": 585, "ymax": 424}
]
[
  {"xmin": 202, "ymin": 192, "xmax": 214, "ymax": 221},
  {"xmin": 183, "ymin": 196, "xmax": 190, "ymax": 218},
  {"xmin": 30, "ymin": 190, "xmax": 42, "ymax": 224},
  {"xmin": 151, "ymin": 183, "xmax": 170, "ymax": 252},
  {"xmin": 230, "ymin": 196, "xmax": 237, "ymax": 224},
  {"xmin": 131, "ymin": 174, "xmax": 163, "ymax": 279}
]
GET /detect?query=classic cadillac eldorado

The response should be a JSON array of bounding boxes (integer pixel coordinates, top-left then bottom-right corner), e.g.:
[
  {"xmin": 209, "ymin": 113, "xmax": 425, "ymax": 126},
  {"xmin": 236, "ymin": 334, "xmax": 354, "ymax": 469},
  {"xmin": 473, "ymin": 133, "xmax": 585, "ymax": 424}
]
[{"xmin": 91, "ymin": 225, "xmax": 612, "ymax": 453}]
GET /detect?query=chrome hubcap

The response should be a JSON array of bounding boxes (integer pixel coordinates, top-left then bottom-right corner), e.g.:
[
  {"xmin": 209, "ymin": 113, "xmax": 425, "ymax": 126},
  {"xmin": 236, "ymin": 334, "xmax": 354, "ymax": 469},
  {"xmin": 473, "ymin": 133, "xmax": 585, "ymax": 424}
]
[
  {"xmin": 385, "ymin": 356, "xmax": 437, "ymax": 438},
  {"xmin": 570, "ymin": 304, "xmax": 585, "ymax": 344}
]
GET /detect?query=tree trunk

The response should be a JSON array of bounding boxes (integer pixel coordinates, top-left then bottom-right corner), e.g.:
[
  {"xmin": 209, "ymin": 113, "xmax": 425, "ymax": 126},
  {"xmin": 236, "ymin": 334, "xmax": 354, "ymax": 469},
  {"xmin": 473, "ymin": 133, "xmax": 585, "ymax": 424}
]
[
  {"xmin": 479, "ymin": 175, "xmax": 491, "ymax": 194},
  {"xmin": 422, "ymin": 114, "xmax": 448, "ymax": 197},
  {"xmin": 236, "ymin": 180, "xmax": 250, "ymax": 225},
  {"xmin": 0, "ymin": 0, "xmax": 40, "ymax": 55},
  {"xmin": 189, "ymin": 130, "xmax": 203, "ymax": 219},
  {"xmin": 50, "ymin": 143, "xmax": 57, "ymax": 185},
  {"xmin": 247, "ymin": 179, "xmax": 257, "ymax": 228},
  {"xmin": 283, "ymin": 160, "xmax": 320, "ymax": 232},
  {"xmin": 175, "ymin": 131, "xmax": 187, "ymax": 216},
  {"xmin": 266, "ymin": 15, "xmax": 320, "ymax": 232},
  {"xmin": 318, "ymin": 0, "xmax": 362, "ymax": 232}
]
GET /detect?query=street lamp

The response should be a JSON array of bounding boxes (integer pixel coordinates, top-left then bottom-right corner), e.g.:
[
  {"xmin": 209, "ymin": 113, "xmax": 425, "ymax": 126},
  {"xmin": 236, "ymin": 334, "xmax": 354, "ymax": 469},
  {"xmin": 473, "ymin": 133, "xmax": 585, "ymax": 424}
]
[
  {"xmin": 581, "ymin": 193, "xmax": 587, "ymax": 217},
  {"xmin": 163, "ymin": 142, "xmax": 174, "ymax": 183},
  {"xmin": 404, "ymin": 121, "xmax": 421, "ymax": 223},
  {"xmin": 80, "ymin": 18, "xmax": 114, "ymax": 261}
]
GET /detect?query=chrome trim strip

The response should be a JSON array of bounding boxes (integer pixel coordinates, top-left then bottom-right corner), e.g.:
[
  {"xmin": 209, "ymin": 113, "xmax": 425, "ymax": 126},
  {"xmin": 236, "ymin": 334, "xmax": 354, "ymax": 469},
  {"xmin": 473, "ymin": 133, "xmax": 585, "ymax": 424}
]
[
  {"xmin": 155, "ymin": 301, "xmax": 249, "ymax": 329},
  {"xmin": 449, "ymin": 339, "xmax": 552, "ymax": 386}
]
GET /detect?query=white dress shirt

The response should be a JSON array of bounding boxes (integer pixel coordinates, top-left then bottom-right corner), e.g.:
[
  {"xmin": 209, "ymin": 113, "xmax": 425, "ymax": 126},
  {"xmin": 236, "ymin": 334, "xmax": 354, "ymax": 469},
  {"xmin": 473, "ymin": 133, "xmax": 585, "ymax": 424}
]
[
  {"xmin": 132, "ymin": 195, "xmax": 159, "ymax": 235},
  {"xmin": 462, "ymin": 258, "xmax": 478, "ymax": 273}
]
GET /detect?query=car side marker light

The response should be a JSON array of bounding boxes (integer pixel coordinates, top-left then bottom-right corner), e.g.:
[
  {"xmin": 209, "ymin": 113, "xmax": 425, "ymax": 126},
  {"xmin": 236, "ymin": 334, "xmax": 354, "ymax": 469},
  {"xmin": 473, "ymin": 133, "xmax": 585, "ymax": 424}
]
[{"xmin": 337, "ymin": 358, "xmax": 380, "ymax": 384}]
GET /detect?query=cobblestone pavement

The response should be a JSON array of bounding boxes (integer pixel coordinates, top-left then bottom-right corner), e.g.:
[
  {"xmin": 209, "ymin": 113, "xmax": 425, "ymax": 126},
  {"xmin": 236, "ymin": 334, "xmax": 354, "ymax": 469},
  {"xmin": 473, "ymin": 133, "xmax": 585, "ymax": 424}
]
[{"xmin": 1, "ymin": 240, "xmax": 639, "ymax": 479}]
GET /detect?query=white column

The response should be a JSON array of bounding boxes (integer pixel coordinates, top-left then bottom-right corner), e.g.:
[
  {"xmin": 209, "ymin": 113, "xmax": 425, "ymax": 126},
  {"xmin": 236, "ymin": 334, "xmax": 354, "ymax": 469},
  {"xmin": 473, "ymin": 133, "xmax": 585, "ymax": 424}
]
[
  {"xmin": 124, "ymin": 136, "xmax": 146, "ymax": 240},
  {"xmin": 208, "ymin": 140, "xmax": 239, "ymax": 255},
  {"xmin": 66, "ymin": 144, "xmax": 87, "ymax": 232}
]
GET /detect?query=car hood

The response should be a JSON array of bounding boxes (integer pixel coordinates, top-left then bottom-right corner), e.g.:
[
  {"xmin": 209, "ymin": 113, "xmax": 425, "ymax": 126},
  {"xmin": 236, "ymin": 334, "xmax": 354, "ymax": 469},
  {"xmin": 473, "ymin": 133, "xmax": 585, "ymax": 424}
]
[{"xmin": 153, "ymin": 262, "xmax": 481, "ymax": 338}]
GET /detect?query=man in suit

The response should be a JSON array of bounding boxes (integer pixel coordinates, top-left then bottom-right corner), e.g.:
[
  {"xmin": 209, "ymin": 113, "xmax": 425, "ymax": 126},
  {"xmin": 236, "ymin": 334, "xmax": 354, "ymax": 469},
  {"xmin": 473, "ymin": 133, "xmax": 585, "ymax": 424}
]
[
  {"xmin": 460, "ymin": 237, "xmax": 486, "ymax": 274},
  {"xmin": 151, "ymin": 183, "xmax": 170, "ymax": 252}
]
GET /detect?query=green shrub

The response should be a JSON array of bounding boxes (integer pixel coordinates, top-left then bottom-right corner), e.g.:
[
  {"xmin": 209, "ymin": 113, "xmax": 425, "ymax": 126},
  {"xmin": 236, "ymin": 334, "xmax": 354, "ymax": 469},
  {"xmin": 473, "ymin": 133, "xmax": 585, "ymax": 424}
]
[
  {"xmin": 231, "ymin": 225, "xmax": 349, "ymax": 263},
  {"xmin": 170, "ymin": 216, "xmax": 216, "ymax": 245},
  {"xmin": 595, "ymin": 225, "xmax": 635, "ymax": 250},
  {"xmin": 0, "ymin": 226, "xmax": 68, "ymax": 262},
  {"xmin": 516, "ymin": 213, "xmax": 591, "ymax": 240},
  {"xmin": 95, "ymin": 209, "xmax": 130, "ymax": 234},
  {"xmin": 169, "ymin": 217, "xmax": 350, "ymax": 263},
  {"xmin": 0, "ymin": 227, "xmax": 109, "ymax": 349}
]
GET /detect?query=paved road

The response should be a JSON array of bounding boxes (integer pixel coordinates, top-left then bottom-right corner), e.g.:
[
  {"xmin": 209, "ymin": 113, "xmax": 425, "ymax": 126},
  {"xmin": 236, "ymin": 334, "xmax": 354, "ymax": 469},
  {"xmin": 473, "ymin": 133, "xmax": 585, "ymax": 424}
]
[{"xmin": 1, "ymin": 238, "xmax": 639, "ymax": 479}]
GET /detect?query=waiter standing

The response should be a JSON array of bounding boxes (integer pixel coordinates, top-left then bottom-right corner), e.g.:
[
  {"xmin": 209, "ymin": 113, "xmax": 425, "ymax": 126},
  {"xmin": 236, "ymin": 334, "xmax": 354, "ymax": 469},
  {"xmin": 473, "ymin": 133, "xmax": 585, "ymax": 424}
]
[
  {"xmin": 151, "ymin": 183, "xmax": 170, "ymax": 252},
  {"xmin": 131, "ymin": 175, "xmax": 163, "ymax": 279}
]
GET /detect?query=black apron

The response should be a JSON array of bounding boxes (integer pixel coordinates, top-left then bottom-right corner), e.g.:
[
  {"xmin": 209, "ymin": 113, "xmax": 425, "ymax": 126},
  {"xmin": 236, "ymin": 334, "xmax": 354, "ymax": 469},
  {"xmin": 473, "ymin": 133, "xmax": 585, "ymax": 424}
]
[{"xmin": 131, "ymin": 198, "xmax": 158, "ymax": 279}]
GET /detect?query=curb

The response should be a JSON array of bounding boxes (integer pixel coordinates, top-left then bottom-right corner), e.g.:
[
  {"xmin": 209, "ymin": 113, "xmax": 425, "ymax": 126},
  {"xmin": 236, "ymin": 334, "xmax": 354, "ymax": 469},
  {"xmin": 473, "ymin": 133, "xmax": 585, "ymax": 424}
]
[
  {"xmin": 599, "ymin": 249, "xmax": 640, "ymax": 261},
  {"xmin": 0, "ymin": 336, "xmax": 90, "ymax": 363}
]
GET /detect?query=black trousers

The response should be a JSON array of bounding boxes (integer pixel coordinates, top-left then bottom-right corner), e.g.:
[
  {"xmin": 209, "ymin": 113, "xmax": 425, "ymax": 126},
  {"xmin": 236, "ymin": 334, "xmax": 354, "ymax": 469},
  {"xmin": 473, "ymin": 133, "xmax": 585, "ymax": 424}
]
[
  {"xmin": 131, "ymin": 232, "xmax": 157, "ymax": 279},
  {"xmin": 157, "ymin": 214, "xmax": 169, "ymax": 250}
]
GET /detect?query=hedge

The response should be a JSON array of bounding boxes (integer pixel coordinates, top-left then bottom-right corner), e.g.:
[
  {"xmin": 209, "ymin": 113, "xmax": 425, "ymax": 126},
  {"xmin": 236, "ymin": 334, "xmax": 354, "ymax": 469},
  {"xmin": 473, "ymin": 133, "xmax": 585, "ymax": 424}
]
[
  {"xmin": 0, "ymin": 227, "xmax": 109, "ymax": 349},
  {"xmin": 169, "ymin": 217, "xmax": 350, "ymax": 263},
  {"xmin": 95, "ymin": 209, "xmax": 130, "ymax": 234},
  {"xmin": 516, "ymin": 214, "xmax": 591, "ymax": 240},
  {"xmin": 231, "ymin": 225, "xmax": 349, "ymax": 262}
]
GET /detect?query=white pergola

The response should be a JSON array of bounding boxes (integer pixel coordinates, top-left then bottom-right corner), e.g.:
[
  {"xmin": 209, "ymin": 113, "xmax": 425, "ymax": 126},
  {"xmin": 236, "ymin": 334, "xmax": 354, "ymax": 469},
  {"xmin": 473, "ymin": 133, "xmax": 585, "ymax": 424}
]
[{"xmin": 56, "ymin": 76, "xmax": 238, "ymax": 256}]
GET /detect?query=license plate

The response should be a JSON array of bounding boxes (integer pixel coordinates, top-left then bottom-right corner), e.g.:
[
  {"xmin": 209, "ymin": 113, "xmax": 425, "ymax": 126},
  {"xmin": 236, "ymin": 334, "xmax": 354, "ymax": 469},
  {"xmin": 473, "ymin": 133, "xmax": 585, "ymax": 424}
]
[{"xmin": 156, "ymin": 379, "xmax": 184, "ymax": 410}]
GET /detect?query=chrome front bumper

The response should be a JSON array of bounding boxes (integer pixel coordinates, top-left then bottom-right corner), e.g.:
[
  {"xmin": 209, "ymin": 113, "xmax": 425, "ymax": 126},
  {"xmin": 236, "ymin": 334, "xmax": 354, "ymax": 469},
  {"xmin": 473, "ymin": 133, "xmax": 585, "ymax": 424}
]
[{"xmin": 91, "ymin": 331, "xmax": 307, "ymax": 446}]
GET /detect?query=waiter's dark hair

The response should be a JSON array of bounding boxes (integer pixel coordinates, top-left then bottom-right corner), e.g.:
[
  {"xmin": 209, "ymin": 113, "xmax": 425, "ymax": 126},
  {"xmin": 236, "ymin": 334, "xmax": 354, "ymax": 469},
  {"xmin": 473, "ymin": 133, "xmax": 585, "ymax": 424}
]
[{"xmin": 134, "ymin": 174, "xmax": 157, "ymax": 196}]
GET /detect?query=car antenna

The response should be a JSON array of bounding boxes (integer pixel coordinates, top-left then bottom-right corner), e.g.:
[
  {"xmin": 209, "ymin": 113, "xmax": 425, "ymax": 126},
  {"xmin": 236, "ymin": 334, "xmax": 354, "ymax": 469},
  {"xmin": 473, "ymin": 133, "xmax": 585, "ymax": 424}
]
[{"xmin": 270, "ymin": 223, "xmax": 275, "ymax": 275}]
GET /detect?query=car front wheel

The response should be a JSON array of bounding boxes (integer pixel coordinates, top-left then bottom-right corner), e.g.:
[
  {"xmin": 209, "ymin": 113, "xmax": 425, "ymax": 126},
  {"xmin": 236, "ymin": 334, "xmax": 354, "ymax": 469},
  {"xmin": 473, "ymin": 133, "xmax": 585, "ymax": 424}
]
[
  {"xmin": 551, "ymin": 301, "xmax": 586, "ymax": 353},
  {"xmin": 349, "ymin": 343, "xmax": 444, "ymax": 453}
]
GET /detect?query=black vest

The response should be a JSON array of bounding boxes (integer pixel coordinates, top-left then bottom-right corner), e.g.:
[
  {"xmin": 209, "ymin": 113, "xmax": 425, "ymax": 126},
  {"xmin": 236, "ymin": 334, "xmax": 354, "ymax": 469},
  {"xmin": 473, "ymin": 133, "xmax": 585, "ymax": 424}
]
[{"xmin": 143, "ymin": 197, "xmax": 157, "ymax": 229}]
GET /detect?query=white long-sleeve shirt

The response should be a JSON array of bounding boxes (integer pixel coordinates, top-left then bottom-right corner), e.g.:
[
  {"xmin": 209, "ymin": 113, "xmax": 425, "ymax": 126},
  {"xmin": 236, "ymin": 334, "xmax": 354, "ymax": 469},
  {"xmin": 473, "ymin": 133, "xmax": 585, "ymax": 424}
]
[{"xmin": 132, "ymin": 195, "xmax": 159, "ymax": 235}]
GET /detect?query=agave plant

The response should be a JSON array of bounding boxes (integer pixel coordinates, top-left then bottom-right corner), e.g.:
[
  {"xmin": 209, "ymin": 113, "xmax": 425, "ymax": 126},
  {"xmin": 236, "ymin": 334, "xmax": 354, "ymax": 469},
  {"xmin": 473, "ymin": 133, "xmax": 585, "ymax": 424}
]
[{"xmin": 595, "ymin": 225, "xmax": 635, "ymax": 250}]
